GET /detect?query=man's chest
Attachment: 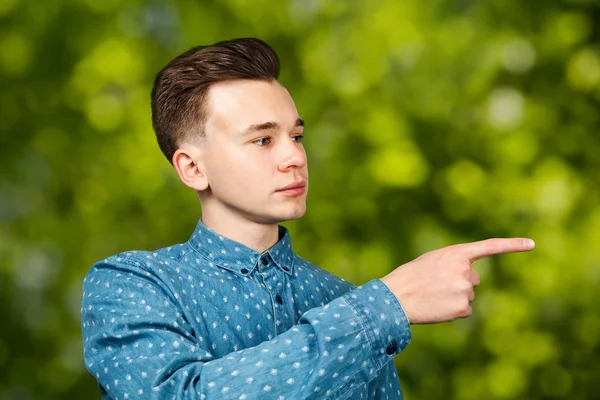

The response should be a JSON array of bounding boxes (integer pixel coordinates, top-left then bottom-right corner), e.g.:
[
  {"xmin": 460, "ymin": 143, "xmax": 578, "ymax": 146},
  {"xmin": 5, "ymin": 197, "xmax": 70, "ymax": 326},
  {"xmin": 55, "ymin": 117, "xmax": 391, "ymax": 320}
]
[{"xmin": 167, "ymin": 266, "xmax": 349, "ymax": 357}]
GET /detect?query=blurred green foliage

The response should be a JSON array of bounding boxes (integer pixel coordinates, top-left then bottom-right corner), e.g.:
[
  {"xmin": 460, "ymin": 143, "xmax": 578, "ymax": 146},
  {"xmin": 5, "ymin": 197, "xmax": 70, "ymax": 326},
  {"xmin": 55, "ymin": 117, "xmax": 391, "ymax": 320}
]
[{"xmin": 1, "ymin": 0, "xmax": 599, "ymax": 399}]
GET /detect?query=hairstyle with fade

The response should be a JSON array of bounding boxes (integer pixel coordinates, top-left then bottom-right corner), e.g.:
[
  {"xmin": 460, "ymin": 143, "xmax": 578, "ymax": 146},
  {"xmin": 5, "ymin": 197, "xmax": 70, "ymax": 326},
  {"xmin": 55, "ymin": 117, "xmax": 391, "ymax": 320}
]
[{"xmin": 151, "ymin": 38, "xmax": 281, "ymax": 164}]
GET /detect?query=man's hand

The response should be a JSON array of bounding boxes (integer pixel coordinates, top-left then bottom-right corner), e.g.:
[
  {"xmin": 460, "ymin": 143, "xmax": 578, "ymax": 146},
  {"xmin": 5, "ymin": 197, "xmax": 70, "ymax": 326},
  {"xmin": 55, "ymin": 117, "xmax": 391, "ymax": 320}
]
[{"xmin": 380, "ymin": 238, "xmax": 535, "ymax": 324}]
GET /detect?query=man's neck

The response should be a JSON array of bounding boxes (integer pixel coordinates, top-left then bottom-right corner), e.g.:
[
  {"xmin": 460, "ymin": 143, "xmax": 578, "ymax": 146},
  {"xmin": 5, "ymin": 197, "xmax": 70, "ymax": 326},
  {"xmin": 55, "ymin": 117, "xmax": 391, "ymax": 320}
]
[{"xmin": 200, "ymin": 210, "xmax": 280, "ymax": 254}]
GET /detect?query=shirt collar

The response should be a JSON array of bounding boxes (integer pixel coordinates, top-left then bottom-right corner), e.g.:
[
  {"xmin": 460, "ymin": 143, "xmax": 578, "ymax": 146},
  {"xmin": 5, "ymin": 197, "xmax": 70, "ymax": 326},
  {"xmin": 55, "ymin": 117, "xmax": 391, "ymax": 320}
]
[{"xmin": 187, "ymin": 219, "xmax": 295, "ymax": 277}]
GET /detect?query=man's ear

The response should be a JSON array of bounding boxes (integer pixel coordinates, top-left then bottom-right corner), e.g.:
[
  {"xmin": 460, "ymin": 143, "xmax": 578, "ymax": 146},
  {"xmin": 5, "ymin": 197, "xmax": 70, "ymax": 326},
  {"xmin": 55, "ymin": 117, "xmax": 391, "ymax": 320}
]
[{"xmin": 172, "ymin": 146, "xmax": 209, "ymax": 191}]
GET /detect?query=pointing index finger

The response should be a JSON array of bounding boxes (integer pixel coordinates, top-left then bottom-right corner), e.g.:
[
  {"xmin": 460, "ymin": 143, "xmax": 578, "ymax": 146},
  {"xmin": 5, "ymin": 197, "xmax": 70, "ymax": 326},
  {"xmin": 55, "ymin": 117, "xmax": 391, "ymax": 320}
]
[{"xmin": 462, "ymin": 238, "xmax": 536, "ymax": 262}]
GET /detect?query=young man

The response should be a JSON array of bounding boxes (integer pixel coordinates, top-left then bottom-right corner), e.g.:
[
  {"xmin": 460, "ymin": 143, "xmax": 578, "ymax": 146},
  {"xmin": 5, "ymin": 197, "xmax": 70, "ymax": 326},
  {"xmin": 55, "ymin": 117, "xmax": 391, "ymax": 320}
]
[{"xmin": 81, "ymin": 38, "xmax": 535, "ymax": 399}]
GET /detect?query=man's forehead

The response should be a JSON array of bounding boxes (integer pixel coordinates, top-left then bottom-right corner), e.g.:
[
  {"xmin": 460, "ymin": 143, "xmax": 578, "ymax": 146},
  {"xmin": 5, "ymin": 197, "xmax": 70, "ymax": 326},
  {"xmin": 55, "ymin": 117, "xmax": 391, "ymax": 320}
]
[{"xmin": 205, "ymin": 80, "xmax": 299, "ymax": 131}]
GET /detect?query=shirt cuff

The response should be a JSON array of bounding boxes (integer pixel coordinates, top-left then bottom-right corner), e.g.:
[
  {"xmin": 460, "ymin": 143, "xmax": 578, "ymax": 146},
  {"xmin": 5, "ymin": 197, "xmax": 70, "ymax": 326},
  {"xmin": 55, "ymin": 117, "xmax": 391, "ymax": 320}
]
[{"xmin": 343, "ymin": 279, "xmax": 412, "ymax": 371}]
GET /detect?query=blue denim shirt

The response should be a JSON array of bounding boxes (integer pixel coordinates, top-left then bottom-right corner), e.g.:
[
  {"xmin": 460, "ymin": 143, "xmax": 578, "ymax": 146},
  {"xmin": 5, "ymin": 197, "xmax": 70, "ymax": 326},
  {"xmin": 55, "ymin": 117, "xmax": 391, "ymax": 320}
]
[{"xmin": 81, "ymin": 220, "xmax": 412, "ymax": 399}]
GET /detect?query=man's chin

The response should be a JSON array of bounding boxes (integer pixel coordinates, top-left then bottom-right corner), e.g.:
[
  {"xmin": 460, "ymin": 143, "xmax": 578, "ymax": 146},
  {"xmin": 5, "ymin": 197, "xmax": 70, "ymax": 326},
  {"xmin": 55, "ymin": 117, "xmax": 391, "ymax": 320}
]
[
  {"xmin": 279, "ymin": 212, "xmax": 306, "ymax": 223},
  {"xmin": 266, "ymin": 207, "xmax": 307, "ymax": 224}
]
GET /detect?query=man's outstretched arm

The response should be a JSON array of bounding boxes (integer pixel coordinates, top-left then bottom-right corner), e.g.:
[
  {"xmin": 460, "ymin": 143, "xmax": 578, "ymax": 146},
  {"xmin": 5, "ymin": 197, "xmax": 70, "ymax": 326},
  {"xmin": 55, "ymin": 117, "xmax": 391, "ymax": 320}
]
[{"xmin": 82, "ymin": 237, "xmax": 534, "ymax": 399}]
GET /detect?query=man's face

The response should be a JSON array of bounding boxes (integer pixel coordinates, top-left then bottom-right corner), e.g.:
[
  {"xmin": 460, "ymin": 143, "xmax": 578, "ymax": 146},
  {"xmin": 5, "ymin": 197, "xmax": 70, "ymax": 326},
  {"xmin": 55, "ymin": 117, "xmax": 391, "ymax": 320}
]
[{"xmin": 199, "ymin": 79, "xmax": 308, "ymax": 225}]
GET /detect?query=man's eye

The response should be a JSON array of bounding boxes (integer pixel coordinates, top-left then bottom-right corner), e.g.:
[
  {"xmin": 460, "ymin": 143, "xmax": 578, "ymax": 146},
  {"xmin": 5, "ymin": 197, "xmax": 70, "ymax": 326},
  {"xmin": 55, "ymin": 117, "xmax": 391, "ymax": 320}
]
[
  {"xmin": 253, "ymin": 137, "xmax": 271, "ymax": 146},
  {"xmin": 292, "ymin": 135, "xmax": 304, "ymax": 143}
]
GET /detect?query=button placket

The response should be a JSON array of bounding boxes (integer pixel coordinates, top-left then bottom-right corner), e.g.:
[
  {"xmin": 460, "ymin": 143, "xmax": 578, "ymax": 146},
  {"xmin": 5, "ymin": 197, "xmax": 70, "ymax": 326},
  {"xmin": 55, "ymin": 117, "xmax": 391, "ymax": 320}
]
[{"xmin": 258, "ymin": 260, "xmax": 295, "ymax": 335}]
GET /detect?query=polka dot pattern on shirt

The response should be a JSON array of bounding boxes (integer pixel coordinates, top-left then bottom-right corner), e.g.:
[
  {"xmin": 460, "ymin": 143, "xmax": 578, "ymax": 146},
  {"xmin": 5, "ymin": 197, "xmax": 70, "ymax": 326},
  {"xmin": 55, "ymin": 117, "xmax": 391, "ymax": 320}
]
[{"xmin": 81, "ymin": 220, "xmax": 411, "ymax": 399}]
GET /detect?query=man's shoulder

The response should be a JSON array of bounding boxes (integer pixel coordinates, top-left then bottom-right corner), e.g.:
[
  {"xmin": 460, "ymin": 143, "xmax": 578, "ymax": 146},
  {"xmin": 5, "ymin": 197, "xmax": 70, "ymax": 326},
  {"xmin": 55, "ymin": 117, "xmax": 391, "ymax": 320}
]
[{"xmin": 84, "ymin": 243, "xmax": 194, "ymax": 281}]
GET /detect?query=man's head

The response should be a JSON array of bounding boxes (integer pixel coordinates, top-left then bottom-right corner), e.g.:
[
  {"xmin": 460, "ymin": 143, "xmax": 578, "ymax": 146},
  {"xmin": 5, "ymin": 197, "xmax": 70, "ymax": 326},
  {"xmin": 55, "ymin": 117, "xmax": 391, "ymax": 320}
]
[
  {"xmin": 151, "ymin": 38, "xmax": 308, "ymax": 227},
  {"xmin": 151, "ymin": 38, "xmax": 281, "ymax": 162}
]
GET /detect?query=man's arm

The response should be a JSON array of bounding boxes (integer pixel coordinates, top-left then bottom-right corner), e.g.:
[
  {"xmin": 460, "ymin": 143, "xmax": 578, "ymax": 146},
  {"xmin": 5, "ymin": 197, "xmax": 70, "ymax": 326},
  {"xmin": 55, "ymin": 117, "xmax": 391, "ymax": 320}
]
[{"xmin": 81, "ymin": 259, "xmax": 411, "ymax": 400}]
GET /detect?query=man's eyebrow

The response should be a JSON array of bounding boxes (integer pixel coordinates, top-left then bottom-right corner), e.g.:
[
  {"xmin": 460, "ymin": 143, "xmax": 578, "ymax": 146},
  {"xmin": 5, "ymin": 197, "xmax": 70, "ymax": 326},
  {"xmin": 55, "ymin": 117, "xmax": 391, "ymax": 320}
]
[{"xmin": 242, "ymin": 118, "xmax": 304, "ymax": 135}]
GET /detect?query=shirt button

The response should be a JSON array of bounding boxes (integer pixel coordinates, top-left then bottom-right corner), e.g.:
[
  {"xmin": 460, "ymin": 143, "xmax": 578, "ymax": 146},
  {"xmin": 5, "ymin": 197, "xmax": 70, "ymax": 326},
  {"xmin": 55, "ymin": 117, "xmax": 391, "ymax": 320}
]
[
  {"xmin": 385, "ymin": 343, "xmax": 397, "ymax": 355},
  {"xmin": 275, "ymin": 294, "xmax": 284, "ymax": 304},
  {"xmin": 240, "ymin": 268, "xmax": 249, "ymax": 275},
  {"xmin": 261, "ymin": 258, "xmax": 269, "ymax": 266}
]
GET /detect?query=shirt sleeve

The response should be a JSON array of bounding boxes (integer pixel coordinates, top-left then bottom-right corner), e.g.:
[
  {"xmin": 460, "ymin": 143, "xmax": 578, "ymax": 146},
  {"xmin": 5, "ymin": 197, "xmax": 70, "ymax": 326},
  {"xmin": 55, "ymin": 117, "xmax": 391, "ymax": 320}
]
[{"xmin": 81, "ymin": 257, "xmax": 411, "ymax": 400}]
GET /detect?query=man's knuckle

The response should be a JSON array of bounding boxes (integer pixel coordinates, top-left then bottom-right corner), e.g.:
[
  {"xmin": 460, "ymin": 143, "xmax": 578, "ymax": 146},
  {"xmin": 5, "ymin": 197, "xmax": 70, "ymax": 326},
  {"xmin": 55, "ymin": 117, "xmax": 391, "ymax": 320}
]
[
  {"xmin": 455, "ymin": 280, "xmax": 469, "ymax": 292},
  {"xmin": 459, "ymin": 262, "xmax": 472, "ymax": 274},
  {"xmin": 462, "ymin": 301, "xmax": 472, "ymax": 314},
  {"xmin": 455, "ymin": 301, "xmax": 472, "ymax": 318}
]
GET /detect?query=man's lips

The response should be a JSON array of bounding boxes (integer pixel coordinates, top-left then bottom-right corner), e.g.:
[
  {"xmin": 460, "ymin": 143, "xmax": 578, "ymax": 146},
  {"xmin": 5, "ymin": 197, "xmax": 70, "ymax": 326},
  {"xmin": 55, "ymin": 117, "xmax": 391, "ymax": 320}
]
[{"xmin": 277, "ymin": 181, "xmax": 306, "ymax": 191}]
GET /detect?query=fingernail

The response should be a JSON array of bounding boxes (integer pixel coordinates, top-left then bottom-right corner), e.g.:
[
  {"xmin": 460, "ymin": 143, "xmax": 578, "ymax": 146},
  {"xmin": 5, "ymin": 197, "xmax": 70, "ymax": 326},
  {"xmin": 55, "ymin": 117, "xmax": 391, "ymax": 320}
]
[{"xmin": 524, "ymin": 239, "xmax": 535, "ymax": 249}]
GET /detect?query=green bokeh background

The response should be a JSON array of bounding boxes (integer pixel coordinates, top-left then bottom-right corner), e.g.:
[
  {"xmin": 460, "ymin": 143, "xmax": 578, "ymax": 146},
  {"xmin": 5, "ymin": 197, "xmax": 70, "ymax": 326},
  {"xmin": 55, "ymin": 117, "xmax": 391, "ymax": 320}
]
[{"xmin": 1, "ymin": 0, "xmax": 599, "ymax": 399}]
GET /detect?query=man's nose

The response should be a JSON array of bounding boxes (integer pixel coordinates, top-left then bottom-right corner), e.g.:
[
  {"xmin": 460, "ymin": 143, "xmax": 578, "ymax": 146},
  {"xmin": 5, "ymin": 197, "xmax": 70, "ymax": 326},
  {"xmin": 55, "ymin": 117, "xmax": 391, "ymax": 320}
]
[{"xmin": 277, "ymin": 139, "xmax": 307, "ymax": 172}]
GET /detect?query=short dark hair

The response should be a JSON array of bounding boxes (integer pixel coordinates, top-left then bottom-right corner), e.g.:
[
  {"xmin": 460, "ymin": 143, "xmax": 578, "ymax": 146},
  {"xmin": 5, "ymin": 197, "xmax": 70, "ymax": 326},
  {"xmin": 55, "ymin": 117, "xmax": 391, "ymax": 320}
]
[{"xmin": 151, "ymin": 38, "xmax": 281, "ymax": 163}]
